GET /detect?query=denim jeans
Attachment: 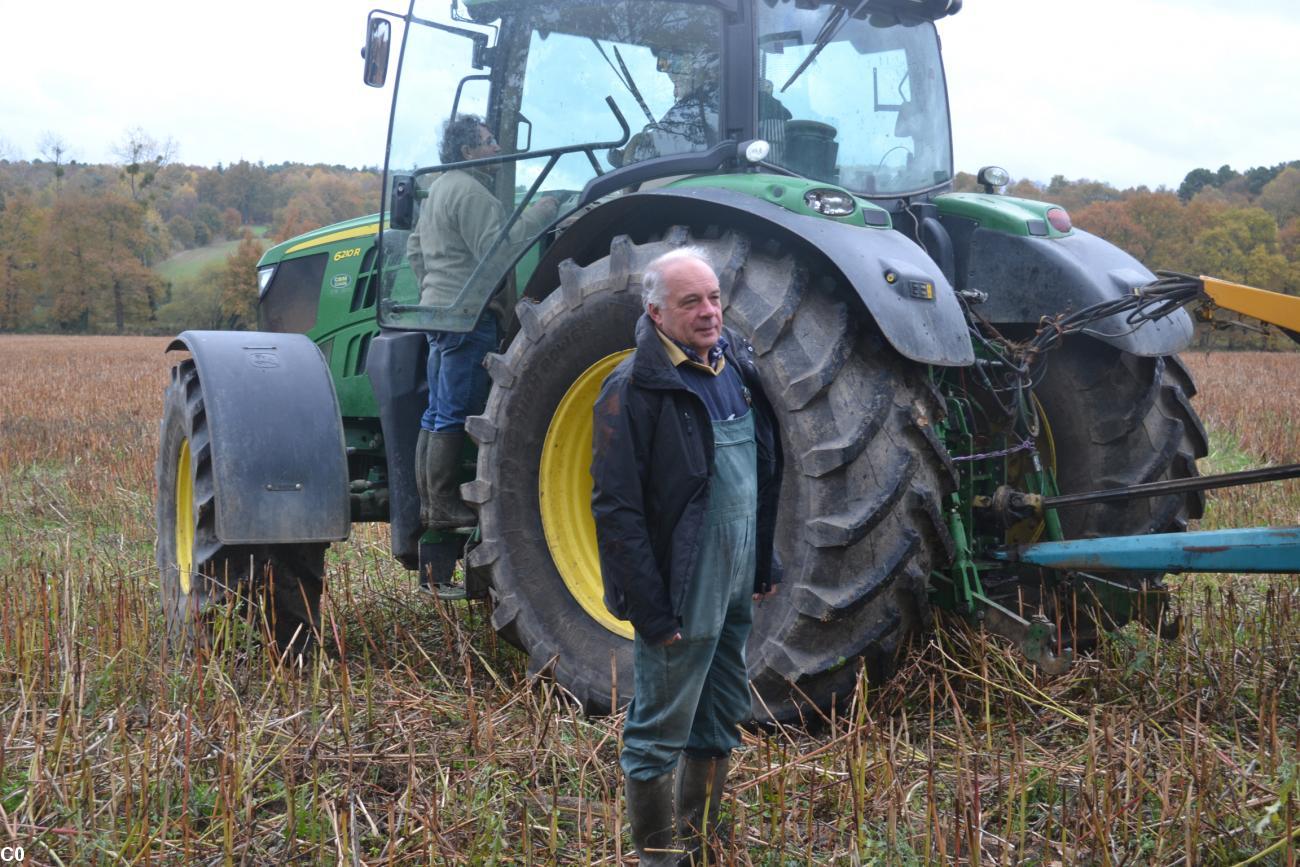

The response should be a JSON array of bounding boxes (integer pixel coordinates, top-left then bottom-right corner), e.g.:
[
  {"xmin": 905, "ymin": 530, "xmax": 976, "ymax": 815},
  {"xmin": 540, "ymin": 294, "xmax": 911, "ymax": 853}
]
[
  {"xmin": 620, "ymin": 411, "xmax": 758, "ymax": 781},
  {"xmin": 421, "ymin": 315, "xmax": 498, "ymax": 432}
]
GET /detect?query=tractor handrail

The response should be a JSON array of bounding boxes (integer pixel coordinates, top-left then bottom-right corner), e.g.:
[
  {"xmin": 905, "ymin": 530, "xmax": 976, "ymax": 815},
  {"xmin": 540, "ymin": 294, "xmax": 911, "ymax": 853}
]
[
  {"xmin": 406, "ymin": 95, "xmax": 631, "ymax": 184},
  {"xmin": 576, "ymin": 140, "xmax": 740, "ymax": 208},
  {"xmin": 387, "ymin": 96, "xmax": 631, "ymax": 325}
]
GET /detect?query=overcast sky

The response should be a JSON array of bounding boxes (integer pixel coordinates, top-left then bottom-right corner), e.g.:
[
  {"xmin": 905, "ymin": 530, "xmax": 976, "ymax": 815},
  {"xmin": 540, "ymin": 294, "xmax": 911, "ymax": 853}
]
[{"xmin": 3, "ymin": 0, "xmax": 1297, "ymax": 190}]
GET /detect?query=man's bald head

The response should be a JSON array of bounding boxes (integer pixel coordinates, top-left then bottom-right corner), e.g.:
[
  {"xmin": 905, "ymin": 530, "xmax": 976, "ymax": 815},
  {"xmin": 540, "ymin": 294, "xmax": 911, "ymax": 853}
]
[
  {"xmin": 643, "ymin": 248, "xmax": 723, "ymax": 357},
  {"xmin": 642, "ymin": 247, "xmax": 714, "ymax": 308}
]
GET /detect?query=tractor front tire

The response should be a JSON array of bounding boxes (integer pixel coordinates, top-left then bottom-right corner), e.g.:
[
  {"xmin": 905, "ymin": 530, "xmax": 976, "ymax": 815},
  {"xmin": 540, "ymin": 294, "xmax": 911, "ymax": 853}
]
[
  {"xmin": 156, "ymin": 359, "xmax": 326, "ymax": 659},
  {"xmin": 467, "ymin": 228, "xmax": 954, "ymax": 721}
]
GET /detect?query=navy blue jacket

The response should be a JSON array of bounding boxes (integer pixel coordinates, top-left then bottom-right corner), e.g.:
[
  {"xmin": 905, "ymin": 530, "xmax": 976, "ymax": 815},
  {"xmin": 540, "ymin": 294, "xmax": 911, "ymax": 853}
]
[{"xmin": 590, "ymin": 314, "xmax": 783, "ymax": 644}]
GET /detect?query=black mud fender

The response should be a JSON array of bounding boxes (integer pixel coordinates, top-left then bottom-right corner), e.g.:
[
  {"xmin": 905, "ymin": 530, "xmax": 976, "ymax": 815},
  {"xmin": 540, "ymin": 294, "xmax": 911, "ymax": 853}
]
[
  {"xmin": 967, "ymin": 228, "xmax": 1194, "ymax": 356},
  {"xmin": 365, "ymin": 329, "xmax": 427, "ymax": 568},
  {"xmin": 167, "ymin": 331, "xmax": 350, "ymax": 544},
  {"xmin": 528, "ymin": 187, "xmax": 974, "ymax": 367}
]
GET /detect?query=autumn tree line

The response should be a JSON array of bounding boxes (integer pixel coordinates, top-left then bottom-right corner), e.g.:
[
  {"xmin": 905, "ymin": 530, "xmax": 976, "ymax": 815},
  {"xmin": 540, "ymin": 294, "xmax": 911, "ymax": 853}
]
[
  {"xmin": 0, "ymin": 129, "xmax": 378, "ymax": 334},
  {"xmin": 0, "ymin": 128, "xmax": 1296, "ymax": 348}
]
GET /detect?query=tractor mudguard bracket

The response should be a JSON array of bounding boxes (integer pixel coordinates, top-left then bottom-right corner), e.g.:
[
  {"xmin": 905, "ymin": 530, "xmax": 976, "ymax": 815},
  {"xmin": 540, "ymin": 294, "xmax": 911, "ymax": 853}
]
[
  {"xmin": 167, "ymin": 330, "xmax": 350, "ymax": 545},
  {"xmin": 365, "ymin": 329, "xmax": 429, "ymax": 569}
]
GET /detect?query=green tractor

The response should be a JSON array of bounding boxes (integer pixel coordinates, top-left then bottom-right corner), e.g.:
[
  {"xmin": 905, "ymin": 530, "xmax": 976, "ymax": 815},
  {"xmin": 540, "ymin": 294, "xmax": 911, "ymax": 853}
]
[{"xmin": 157, "ymin": 0, "xmax": 1207, "ymax": 721}]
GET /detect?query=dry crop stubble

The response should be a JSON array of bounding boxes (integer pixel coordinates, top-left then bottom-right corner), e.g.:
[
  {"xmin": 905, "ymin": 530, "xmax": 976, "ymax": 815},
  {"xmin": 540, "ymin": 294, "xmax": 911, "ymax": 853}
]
[{"xmin": 0, "ymin": 335, "xmax": 1296, "ymax": 864}]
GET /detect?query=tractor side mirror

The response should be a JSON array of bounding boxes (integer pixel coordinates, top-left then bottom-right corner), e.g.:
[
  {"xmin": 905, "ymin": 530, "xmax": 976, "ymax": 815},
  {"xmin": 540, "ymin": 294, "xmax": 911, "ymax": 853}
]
[{"xmin": 363, "ymin": 14, "xmax": 393, "ymax": 88}]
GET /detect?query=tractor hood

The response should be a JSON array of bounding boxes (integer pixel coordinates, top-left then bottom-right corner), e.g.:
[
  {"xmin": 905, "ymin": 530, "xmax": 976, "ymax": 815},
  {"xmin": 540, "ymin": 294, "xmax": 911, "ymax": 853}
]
[{"xmin": 259, "ymin": 214, "xmax": 381, "ymax": 267}]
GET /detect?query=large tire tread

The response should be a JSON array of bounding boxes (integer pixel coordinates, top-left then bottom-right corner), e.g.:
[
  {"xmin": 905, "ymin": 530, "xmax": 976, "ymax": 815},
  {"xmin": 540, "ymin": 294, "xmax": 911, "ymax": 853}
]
[
  {"xmin": 1028, "ymin": 341, "xmax": 1210, "ymax": 640},
  {"xmin": 1041, "ymin": 347, "xmax": 1208, "ymax": 542},
  {"xmin": 471, "ymin": 227, "xmax": 954, "ymax": 720}
]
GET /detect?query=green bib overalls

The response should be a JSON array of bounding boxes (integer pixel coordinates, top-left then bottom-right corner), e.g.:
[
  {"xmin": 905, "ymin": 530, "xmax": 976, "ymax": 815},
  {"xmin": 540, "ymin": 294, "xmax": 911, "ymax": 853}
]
[{"xmin": 621, "ymin": 410, "xmax": 758, "ymax": 781}]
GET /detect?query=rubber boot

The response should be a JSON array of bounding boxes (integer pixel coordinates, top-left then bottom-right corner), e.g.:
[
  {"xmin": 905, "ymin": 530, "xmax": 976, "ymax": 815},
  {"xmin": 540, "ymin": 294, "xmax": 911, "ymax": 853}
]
[
  {"xmin": 416, "ymin": 429, "xmax": 476, "ymax": 531},
  {"xmin": 626, "ymin": 771, "xmax": 682, "ymax": 866},
  {"xmin": 677, "ymin": 755, "xmax": 729, "ymax": 864},
  {"xmin": 415, "ymin": 429, "xmax": 435, "ymax": 530}
]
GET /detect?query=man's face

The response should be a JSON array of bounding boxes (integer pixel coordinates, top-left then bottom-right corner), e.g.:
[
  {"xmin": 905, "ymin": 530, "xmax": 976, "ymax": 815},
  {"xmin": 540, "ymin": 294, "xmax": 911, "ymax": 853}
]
[
  {"xmin": 462, "ymin": 125, "xmax": 500, "ymax": 161},
  {"xmin": 648, "ymin": 257, "xmax": 722, "ymax": 357},
  {"xmin": 658, "ymin": 48, "xmax": 716, "ymax": 101},
  {"xmin": 668, "ymin": 71, "xmax": 695, "ymax": 101}
]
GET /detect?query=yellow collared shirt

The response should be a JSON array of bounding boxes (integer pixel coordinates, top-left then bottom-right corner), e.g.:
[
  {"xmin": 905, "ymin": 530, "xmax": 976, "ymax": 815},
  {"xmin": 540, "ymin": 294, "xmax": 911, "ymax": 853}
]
[{"xmin": 655, "ymin": 328, "xmax": 727, "ymax": 377}]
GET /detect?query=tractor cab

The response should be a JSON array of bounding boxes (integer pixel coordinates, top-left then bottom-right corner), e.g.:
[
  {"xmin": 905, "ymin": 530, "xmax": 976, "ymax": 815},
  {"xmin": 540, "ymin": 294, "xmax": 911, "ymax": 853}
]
[{"xmin": 367, "ymin": 0, "xmax": 958, "ymax": 335}]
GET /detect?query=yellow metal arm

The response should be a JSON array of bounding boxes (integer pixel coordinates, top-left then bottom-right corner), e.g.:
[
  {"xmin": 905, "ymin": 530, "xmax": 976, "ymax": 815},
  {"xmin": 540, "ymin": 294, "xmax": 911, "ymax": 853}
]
[{"xmin": 1200, "ymin": 275, "xmax": 1300, "ymax": 334}]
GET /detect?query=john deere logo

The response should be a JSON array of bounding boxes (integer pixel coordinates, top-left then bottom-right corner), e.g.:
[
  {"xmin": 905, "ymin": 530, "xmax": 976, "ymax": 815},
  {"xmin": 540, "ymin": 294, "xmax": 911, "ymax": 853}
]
[
  {"xmin": 332, "ymin": 274, "xmax": 350, "ymax": 289},
  {"xmin": 247, "ymin": 352, "xmax": 281, "ymax": 369}
]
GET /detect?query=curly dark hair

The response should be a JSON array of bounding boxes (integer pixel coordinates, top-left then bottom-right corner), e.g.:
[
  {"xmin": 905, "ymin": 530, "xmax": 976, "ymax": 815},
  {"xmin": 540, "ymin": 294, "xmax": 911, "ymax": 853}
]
[{"xmin": 440, "ymin": 114, "xmax": 488, "ymax": 164}]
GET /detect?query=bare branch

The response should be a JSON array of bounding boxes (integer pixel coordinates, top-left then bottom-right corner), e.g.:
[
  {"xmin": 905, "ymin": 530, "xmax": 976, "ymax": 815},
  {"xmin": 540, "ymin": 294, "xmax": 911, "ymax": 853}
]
[{"xmin": 114, "ymin": 126, "xmax": 176, "ymax": 200}]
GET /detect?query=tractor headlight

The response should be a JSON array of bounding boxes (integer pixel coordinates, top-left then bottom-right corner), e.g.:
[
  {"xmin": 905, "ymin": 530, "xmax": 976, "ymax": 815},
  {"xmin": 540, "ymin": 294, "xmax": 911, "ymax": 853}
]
[
  {"xmin": 740, "ymin": 139, "xmax": 771, "ymax": 165},
  {"xmin": 977, "ymin": 165, "xmax": 1010, "ymax": 194},
  {"xmin": 257, "ymin": 265, "xmax": 277, "ymax": 297},
  {"xmin": 804, "ymin": 189, "xmax": 856, "ymax": 217}
]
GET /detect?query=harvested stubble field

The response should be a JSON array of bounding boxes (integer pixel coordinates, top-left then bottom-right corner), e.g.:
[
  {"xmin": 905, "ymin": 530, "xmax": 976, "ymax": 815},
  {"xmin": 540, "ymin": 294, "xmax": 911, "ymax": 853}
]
[{"xmin": 0, "ymin": 334, "xmax": 1297, "ymax": 865}]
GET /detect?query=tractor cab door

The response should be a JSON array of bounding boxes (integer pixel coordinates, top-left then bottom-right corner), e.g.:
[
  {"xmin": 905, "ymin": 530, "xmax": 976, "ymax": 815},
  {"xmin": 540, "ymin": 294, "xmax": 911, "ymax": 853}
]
[{"xmin": 377, "ymin": 0, "xmax": 726, "ymax": 334}]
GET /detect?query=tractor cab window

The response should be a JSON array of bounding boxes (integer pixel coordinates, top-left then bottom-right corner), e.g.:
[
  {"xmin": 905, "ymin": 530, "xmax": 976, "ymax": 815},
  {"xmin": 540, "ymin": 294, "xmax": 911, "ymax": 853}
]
[
  {"xmin": 379, "ymin": 0, "xmax": 723, "ymax": 333},
  {"xmin": 756, "ymin": 2, "xmax": 953, "ymax": 197},
  {"xmin": 514, "ymin": 2, "xmax": 722, "ymax": 166}
]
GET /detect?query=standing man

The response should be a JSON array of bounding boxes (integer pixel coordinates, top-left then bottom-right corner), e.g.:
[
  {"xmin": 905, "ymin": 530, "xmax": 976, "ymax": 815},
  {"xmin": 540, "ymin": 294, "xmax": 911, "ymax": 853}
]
[
  {"xmin": 407, "ymin": 114, "xmax": 558, "ymax": 532},
  {"xmin": 590, "ymin": 248, "xmax": 783, "ymax": 863}
]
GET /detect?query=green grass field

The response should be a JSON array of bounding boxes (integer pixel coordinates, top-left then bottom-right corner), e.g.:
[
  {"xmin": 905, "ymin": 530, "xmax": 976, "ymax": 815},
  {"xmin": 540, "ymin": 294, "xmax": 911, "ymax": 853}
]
[{"xmin": 155, "ymin": 226, "xmax": 270, "ymax": 286}]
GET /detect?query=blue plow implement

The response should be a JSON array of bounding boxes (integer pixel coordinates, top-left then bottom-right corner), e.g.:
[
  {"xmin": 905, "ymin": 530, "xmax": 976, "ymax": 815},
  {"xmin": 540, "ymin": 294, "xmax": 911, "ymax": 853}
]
[{"xmin": 994, "ymin": 527, "xmax": 1300, "ymax": 574}]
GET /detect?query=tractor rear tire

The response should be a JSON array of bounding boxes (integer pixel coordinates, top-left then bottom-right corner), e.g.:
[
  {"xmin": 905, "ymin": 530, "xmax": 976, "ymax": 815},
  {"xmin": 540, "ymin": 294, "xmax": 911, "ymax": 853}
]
[
  {"xmin": 156, "ymin": 359, "xmax": 326, "ymax": 659},
  {"xmin": 466, "ymin": 228, "xmax": 954, "ymax": 721},
  {"xmin": 1031, "ymin": 340, "xmax": 1208, "ymax": 639}
]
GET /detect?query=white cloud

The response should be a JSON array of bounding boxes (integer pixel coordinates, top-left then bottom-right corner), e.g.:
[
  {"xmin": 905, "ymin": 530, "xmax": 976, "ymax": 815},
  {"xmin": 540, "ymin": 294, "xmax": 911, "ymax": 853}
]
[
  {"xmin": 938, "ymin": 0, "xmax": 1300, "ymax": 187},
  {"xmin": 1, "ymin": 0, "xmax": 389, "ymax": 167},
  {"xmin": 2, "ymin": 0, "xmax": 1296, "ymax": 188}
]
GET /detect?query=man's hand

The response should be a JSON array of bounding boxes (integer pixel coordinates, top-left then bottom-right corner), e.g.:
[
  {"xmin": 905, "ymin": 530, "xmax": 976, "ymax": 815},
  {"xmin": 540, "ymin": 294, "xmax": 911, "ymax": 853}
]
[
  {"xmin": 753, "ymin": 585, "xmax": 779, "ymax": 603},
  {"xmin": 660, "ymin": 631, "xmax": 682, "ymax": 646},
  {"xmin": 530, "ymin": 195, "xmax": 560, "ymax": 219}
]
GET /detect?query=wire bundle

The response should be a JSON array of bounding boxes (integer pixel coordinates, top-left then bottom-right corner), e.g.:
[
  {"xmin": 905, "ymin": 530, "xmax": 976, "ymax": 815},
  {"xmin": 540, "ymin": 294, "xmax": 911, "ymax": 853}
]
[
  {"xmin": 954, "ymin": 272, "xmax": 1206, "ymax": 420},
  {"xmin": 1022, "ymin": 270, "xmax": 1204, "ymax": 359}
]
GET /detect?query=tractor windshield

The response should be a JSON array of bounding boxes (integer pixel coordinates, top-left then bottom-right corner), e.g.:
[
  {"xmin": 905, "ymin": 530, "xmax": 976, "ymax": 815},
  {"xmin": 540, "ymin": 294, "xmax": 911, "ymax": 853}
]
[
  {"xmin": 756, "ymin": 2, "xmax": 952, "ymax": 197},
  {"xmin": 379, "ymin": 0, "xmax": 723, "ymax": 332}
]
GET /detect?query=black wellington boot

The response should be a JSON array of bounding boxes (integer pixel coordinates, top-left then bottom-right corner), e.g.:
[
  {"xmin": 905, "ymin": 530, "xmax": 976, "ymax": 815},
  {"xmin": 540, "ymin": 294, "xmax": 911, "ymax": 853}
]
[
  {"xmin": 416, "ymin": 429, "xmax": 476, "ymax": 531},
  {"xmin": 676, "ymin": 754, "xmax": 729, "ymax": 864},
  {"xmin": 626, "ymin": 771, "xmax": 683, "ymax": 866}
]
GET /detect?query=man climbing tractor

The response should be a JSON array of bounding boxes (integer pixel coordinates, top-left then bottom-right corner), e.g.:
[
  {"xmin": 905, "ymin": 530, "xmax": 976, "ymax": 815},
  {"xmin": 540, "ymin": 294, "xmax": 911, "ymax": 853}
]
[{"xmin": 406, "ymin": 114, "xmax": 556, "ymax": 542}]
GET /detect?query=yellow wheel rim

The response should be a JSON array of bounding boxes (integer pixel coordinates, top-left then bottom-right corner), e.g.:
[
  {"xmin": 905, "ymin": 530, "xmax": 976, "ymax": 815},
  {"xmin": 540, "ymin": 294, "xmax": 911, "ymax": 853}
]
[
  {"xmin": 539, "ymin": 350, "xmax": 634, "ymax": 640},
  {"xmin": 176, "ymin": 438, "xmax": 194, "ymax": 595}
]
